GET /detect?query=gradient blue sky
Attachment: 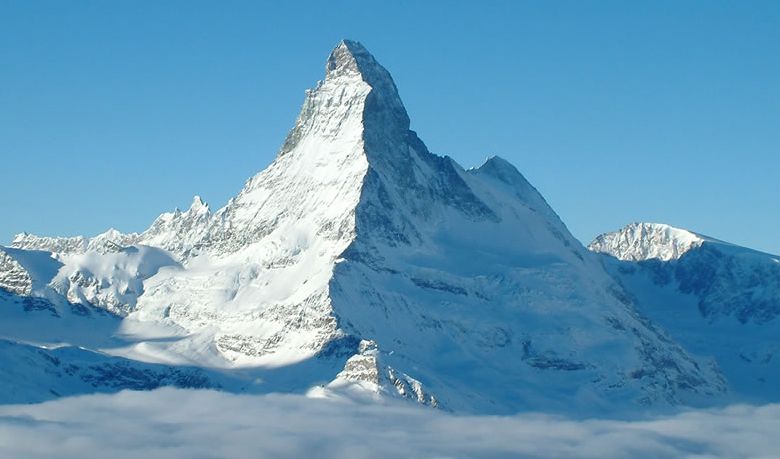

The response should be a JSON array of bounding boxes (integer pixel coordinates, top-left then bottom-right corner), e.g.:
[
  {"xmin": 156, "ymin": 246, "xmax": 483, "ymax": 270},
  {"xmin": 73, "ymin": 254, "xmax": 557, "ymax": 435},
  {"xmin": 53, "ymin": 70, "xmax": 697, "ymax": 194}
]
[{"xmin": 2, "ymin": 1, "xmax": 779, "ymax": 254}]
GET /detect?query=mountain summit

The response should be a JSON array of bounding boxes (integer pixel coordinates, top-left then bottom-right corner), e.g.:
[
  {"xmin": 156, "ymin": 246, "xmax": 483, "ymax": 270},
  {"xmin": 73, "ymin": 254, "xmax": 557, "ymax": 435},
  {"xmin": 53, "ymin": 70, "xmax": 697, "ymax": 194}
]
[{"xmin": 1, "ymin": 41, "xmax": 731, "ymax": 412}]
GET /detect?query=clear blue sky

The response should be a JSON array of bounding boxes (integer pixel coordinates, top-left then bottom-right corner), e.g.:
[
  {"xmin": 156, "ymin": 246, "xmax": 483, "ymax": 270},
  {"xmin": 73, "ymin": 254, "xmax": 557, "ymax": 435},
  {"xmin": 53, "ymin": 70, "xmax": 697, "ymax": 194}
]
[{"xmin": 2, "ymin": 1, "xmax": 779, "ymax": 254}]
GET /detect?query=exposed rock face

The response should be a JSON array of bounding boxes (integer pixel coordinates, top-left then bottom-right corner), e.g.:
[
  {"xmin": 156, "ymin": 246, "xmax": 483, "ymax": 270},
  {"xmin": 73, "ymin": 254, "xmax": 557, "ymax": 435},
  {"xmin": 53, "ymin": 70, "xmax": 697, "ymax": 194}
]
[
  {"xmin": 0, "ymin": 248, "xmax": 32, "ymax": 295},
  {"xmin": 326, "ymin": 340, "xmax": 438, "ymax": 408},
  {"xmin": 1, "ymin": 40, "xmax": 733, "ymax": 412}
]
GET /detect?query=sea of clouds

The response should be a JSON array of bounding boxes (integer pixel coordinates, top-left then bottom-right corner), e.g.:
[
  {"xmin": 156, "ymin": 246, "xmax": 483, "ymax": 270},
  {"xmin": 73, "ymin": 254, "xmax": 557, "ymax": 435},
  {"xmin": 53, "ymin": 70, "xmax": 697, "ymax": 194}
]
[{"xmin": 0, "ymin": 388, "xmax": 776, "ymax": 458}]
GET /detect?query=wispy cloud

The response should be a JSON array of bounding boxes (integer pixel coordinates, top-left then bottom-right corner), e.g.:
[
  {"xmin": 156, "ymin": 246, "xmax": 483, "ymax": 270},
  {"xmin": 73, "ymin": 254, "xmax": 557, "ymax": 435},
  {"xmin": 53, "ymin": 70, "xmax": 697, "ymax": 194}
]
[{"xmin": 0, "ymin": 389, "xmax": 776, "ymax": 459}]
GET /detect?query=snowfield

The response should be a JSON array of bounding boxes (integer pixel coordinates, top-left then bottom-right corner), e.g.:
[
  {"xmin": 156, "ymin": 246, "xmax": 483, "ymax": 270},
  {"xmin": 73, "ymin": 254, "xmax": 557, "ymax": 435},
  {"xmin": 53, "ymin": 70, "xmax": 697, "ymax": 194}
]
[{"xmin": 0, "ymin": 388, "xmax": 776, "ymax": 459}]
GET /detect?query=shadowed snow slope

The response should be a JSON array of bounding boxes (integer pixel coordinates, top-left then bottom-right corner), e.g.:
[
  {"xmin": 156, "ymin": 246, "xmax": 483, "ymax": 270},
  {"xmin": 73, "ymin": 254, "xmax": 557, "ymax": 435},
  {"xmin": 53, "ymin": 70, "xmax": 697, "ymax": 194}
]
[{"xmin": 0, "ymin": 40, "xmax": 748, "ymax": 413}]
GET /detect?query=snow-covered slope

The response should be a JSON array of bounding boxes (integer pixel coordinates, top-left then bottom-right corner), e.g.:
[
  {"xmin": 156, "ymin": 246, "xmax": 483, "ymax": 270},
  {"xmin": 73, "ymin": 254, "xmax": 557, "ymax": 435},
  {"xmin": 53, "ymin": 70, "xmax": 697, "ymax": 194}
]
[
  {"xmin": 1, "ymin": 40, "xmax": 731, "ymax": 412},
  {"xmin": 0, "ymin": 338, "xmax": 218, "ymax": 404},
  {"xmin": 590, "ymin": 223, "xmax": 780, "ymax": 402},
  {"xmin": 590, "ymin": 223, "xmax": 780, "ymax": 323}
]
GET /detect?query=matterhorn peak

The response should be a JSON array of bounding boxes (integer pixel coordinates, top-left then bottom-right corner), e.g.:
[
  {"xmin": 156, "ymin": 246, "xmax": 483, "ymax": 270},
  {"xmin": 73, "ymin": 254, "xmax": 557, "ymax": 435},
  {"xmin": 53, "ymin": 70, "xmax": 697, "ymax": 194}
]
[
  {"xmin": 325, "ymin": 39, "xmax": 371, "ymax": 78},
  {"xmin": 0, "ymin": 40, "xmax": 736, "ymax": 413},
  {"xmin": 278, "ymin": 39, "xmax": 409, "ymax": 159},
  {"xmin": 325, "ymin": 39, "xmax": 401, "ymax": 97}
]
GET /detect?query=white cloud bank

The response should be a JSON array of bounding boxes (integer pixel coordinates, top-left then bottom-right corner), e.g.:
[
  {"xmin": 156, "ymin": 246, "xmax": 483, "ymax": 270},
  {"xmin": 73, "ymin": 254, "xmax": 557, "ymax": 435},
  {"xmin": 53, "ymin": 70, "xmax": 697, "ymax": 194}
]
[{"xmin": 0, "ymin": 388, "xmax": 776, "ymax": 459}]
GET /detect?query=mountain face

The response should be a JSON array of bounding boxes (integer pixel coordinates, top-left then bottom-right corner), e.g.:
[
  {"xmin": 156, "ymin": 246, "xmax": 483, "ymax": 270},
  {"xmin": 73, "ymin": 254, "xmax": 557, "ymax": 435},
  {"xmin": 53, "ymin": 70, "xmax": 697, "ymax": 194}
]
[
  {"xmin": 0, "ymin": 40, "xmax": 734, "ymax": 413},
  {"xmin": 590, "ymin": 223, "xmax": 780, "ymax": 402}
]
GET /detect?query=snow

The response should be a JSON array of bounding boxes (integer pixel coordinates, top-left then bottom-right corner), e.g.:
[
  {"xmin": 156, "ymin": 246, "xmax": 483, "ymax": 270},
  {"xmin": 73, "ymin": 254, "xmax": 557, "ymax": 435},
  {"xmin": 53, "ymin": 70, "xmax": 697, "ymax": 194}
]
[
  {"xmin": 603, "ymin": 262, "xmax": 780, "ymax": 403},
  {"xmin": 590, "ymin": 222, "xmax": 780, "ymax": 402},
  {"xmin": 50, "ymin": 245, "xmax": 180, "ymax": 315},
  {"xmin": 589, "ymin": 222, "xmax": 706, "ymax": 261}
]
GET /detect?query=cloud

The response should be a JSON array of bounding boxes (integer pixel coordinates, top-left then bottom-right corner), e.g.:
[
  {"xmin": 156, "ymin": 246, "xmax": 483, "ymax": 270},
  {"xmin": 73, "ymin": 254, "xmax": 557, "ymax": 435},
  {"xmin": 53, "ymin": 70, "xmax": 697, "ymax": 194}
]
[{"xmin": 0, "ymin": 389, "xmax": 776, "ymax": 459}]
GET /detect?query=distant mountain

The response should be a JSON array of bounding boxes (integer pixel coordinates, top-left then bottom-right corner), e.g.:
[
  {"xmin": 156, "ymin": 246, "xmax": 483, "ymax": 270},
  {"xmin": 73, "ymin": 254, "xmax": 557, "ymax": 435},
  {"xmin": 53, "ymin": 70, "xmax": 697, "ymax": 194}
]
[
  {"xmin": 590, "ymin": 222, "xmax": 780, "ymax": 402},
  {"xmin": 0, "ymin": 41, "xmax": 739, "ymax": 413},
  {"xmin": 589, "ymin": 222, "xmax": 708, "ymax": 262}
]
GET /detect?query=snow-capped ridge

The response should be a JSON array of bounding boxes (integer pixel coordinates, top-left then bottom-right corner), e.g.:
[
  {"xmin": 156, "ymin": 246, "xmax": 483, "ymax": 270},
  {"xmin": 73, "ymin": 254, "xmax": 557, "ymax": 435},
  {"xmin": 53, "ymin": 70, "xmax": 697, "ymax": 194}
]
[
  {"xmin": 470, "ymin": 155, "xmax": 561, "ymax": 219},
  {"xmin": 590, "ymin": 222, "xmax": 706, "ymax": 261},
  {"xmin": 590, "ymin": 222, "xmax": 780, "ymax": 263},
  {"xmin": 12, "ymin": 233, "xmax": 87, "ymax": 254}
]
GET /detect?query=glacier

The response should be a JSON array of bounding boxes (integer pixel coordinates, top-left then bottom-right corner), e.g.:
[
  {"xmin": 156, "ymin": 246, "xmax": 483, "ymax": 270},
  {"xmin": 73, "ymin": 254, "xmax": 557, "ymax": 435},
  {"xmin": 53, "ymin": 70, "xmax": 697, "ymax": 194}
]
[{"xmin": 4, "ymin": 40, "xmax": 775, "ymax": 414}]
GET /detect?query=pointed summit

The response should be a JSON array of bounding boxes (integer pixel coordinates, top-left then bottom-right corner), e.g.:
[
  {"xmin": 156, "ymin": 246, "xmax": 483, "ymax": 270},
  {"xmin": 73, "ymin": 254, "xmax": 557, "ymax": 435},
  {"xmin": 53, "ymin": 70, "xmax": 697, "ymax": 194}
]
[
  {"xmin": 279, "ymin": 40, "xmax": 409, "ymax": 157},
  {"xmin": 188, "ymin": 195, "xmax": 209, "ymax": 215},
  {"xmin": 325, "ymin": 40, "xmax": 370, "ymax": 78},
  {"xmin": 325, "ymin": 40, "xmax": 400, "ymax": 95}
]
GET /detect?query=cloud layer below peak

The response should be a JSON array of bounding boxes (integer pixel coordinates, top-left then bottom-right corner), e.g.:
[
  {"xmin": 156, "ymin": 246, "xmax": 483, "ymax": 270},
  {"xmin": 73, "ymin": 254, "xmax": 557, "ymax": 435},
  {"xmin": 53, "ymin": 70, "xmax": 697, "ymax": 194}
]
[{"xmin": 0, "ymin": 388, "xmax": 776, "ymax": 459}]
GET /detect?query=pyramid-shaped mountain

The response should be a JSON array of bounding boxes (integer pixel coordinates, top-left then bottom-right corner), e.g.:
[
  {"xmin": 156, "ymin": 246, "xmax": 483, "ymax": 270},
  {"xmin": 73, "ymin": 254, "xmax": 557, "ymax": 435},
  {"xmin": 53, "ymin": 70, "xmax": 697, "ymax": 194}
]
[{"xmin": 1, "ymin": 40, "xmax": 727, "ymax": 412}]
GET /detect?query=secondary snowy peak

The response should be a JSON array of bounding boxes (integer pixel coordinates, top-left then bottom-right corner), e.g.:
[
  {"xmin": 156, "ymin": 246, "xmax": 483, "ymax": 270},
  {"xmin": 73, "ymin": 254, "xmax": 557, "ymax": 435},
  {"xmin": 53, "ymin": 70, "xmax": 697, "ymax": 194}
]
[
  {"xmin": 137, "ymin": 195, "xmax": 212, "ymax": 258},
  {"xmin": 592, "ymin": 222, "xmax": 780, "ymax": 324},
  {"xmin": 592, "ymin": 223, "xmax": 780, "ymax": 398},
  {"xmin": 589, "ymin": 222, "xmax": 705, "ymax": 261},
  {"xmin": 469, "ymin": 156, "xmax": 569, "ymax": 229},
  {"xmin": 187, "ymin": 195, "xmax": 209, "ymax": 215}
]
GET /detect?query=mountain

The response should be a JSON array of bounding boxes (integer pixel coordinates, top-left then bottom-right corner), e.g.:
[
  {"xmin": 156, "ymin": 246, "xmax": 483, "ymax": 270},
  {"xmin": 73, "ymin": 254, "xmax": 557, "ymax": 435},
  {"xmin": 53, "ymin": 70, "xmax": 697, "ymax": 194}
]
[
  {"xmin": 1, "ymin": 40, "xmax": 730, "ymax": 413},
  {"xmin": 589, "ymin": 222, "xmax": 780, "ymax": 402},
  {"xmin": 589, "ymin": 222, "xmax": 707, "ymax": 262}
]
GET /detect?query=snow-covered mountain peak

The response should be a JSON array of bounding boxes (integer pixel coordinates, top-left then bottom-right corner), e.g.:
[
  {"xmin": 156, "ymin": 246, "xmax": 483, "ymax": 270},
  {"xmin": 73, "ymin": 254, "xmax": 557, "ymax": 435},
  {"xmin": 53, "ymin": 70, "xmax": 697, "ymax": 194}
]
[
  {"xmin": 341, "ymin": 40, "xmax": 411, "ymax": 140},
  {"xmin": 1, "ymin": 41, "xmax": 735, "ymax": 411},
  {"xmin": 278, "ymin": 40, "xmax": 397, "ymax": 157},
  {"xmin": 188, "ymin": 195, "xmax": 209, "ymax": 215},
  {"xmin": 589, "ymin": 222, "xmax": 705, "ymax": 261},
  {"xmin": 325, "ymin": 39, "xmax": 404, "ymax": 107},
  {"xmin": 469, "ymin": 155, "xmax": 560, "ymax": 219},
  {"xmin": 591, "ymin": 222, "xmax": 780, "ymax": 326},
  {"xmin": 326, "ymin": 40, "xmax": 373, "ymax": 77}
]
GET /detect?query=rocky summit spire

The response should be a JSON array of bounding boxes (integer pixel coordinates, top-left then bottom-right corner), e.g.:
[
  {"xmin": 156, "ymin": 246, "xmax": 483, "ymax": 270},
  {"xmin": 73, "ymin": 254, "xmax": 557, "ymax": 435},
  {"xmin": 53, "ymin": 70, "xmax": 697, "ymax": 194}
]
[
  {"xmin": 279, "ymin": 40, "xmax": 409, "ymax": 156},
  {"xmin": 325, "ymin": 40, "xmax": 407, "ymax": 119},
  {"xmin": 325, "ymin": 40, "xmax": 369, "ymax": 78}
]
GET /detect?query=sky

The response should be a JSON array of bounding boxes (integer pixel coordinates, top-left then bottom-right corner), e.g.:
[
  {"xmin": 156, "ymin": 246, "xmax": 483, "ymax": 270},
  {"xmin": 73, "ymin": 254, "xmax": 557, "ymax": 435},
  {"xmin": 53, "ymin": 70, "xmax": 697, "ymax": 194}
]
[
  {"xmin": 1, "ymin": 1, "xmax": 779, "ymax": 254},
  {"xmin": 0, "ymin": 388, "xmax": 778, "ymax": 458}
]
